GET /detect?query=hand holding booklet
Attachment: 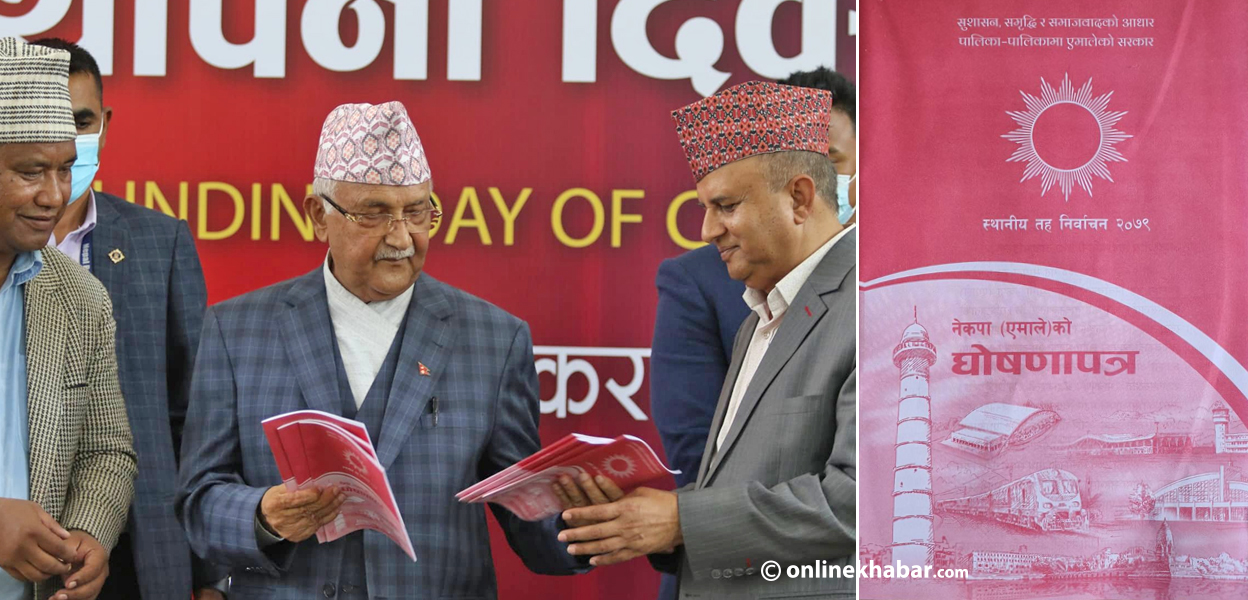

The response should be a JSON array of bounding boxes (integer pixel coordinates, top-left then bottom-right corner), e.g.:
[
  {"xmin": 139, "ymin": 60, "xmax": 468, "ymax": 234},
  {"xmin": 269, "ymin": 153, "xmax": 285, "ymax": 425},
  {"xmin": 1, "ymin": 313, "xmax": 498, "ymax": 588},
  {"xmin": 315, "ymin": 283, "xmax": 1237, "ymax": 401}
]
[
  {"xmin": 457, "ymin": 434, "xmax": 679, "ymax": 521},
  {"xmin": 262, "ymin": 410, "xmax": 416, "ymax": 561}
]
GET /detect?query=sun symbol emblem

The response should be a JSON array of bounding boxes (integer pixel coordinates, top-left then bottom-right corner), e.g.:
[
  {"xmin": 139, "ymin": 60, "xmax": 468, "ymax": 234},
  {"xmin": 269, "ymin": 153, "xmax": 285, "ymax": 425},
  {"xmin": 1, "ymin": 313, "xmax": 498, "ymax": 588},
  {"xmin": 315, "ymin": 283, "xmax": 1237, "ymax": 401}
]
[
  {"xmin": 600, "ymin": 454, "xmax": 637, "ymax": 479},
  {"xmin": 1002, "ymin": 74, "xmax": 1132, "ymax": 201},
  {"xmin": 343, "ymin": 450, "xmax": 368, "ymax": 477}
]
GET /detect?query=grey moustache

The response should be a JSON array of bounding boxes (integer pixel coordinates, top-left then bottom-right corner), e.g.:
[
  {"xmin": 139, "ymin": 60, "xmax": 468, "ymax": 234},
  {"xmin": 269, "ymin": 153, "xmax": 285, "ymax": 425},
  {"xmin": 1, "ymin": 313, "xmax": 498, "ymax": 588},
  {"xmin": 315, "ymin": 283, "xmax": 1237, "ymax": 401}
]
[{"xmin": 375, "ymin": 246, "xmax": 415, "ymax": 260}]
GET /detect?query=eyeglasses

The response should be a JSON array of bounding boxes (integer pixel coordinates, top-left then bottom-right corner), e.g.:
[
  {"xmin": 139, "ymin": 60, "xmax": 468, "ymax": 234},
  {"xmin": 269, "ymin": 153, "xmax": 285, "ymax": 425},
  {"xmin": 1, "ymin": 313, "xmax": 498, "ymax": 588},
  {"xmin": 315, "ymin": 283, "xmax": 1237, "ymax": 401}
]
[{"xmin": 320, "ymin": 194, "xmax": 442, "ymax": 233}]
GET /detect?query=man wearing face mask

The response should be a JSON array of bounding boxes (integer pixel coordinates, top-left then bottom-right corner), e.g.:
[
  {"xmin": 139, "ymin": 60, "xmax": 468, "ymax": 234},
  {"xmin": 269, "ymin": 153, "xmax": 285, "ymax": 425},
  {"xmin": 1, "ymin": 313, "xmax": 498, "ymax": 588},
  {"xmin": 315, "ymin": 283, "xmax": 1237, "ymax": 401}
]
[
  {"xmin": 30, "ymin": 39, "xmax": 223, "ymax": 600},
  {"xmin": 780, "ymin": 67, "xmax": 857, "ymax": 225},
  {"xmin": 644, "ymin": 68, "xmax": 855, "ymax": 600}
]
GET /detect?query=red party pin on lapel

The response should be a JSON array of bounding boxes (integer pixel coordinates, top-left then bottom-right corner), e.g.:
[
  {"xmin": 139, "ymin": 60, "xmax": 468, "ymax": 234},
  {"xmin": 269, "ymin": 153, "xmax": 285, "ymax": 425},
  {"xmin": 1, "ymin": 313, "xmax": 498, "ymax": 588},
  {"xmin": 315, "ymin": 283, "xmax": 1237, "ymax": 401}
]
[
  {"xmin": 419, "ymin": 362, "xmax": 431, "ymax": 377},
  {"xmin": 804, "ymin": 305, "xmax": 813, "ymax": 317}
]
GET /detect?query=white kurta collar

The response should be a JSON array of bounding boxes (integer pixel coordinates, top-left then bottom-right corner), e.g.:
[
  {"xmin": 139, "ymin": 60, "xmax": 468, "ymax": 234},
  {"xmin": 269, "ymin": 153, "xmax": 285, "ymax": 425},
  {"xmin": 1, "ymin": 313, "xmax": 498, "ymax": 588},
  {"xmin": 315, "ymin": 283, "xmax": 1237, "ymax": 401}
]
[{"xmin": 322, "ymin": 256, "xmax": 415, "ymax": 408}]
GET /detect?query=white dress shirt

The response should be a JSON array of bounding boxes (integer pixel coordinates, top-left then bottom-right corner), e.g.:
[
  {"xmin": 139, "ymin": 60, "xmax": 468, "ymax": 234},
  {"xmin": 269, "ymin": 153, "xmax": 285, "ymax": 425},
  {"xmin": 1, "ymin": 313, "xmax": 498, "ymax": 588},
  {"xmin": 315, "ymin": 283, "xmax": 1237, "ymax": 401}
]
[{"xmin": 715, "ymin": 224, "xmax": 855, "ymax": 451}]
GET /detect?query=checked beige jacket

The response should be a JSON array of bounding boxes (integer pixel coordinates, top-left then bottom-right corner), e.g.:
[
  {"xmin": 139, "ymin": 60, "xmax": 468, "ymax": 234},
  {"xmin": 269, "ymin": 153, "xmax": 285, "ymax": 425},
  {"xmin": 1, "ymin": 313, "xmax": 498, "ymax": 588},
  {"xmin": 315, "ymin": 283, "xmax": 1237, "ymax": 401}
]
[{"xmin": 23, "ymin": 248, "xmax": 136, "ymax": 600}]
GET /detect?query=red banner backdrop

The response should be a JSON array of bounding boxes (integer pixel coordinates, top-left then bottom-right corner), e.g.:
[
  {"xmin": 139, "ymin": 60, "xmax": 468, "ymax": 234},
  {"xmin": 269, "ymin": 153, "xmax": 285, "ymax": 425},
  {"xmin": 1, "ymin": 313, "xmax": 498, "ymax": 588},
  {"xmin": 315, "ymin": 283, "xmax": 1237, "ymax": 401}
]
[
  {"xmin": 861, "ymin": 2, "xmax": 1248, "ymax": 599},
  {"xmin": 2, "ymin": 1, "xmax": 854, "ymax": 598}
]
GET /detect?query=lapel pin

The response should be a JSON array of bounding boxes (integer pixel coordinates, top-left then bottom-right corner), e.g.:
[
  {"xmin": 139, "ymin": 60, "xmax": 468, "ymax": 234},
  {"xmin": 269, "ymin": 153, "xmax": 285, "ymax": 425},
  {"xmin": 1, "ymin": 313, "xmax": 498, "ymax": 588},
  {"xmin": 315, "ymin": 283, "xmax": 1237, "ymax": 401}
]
[
  {"xmin": 418, "ymin": 362, "xmax": 431, "ymax": 377},
  {"xmin": 108, "ymin": 249, "xmax": 125, "ymax": 264},
  {"xmin": 804, "ymin": 305, "xmax": 813, "ymax": 317}
]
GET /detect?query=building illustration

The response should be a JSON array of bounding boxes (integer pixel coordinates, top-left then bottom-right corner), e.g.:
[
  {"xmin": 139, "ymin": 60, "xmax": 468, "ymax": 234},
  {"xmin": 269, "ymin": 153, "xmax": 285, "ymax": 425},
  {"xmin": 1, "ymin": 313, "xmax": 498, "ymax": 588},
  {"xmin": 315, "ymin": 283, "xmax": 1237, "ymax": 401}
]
[
  {"xmin": 943, "ymin": 403, "xmax": 1061, "ymax": 457},
  {"xmin": 1214, "ymin": 404, "xmax": 1248, "ymax": 454},
  {"xmin": 1145, "ymin": 466, "xmax": 1248, "ymax": 522},
  {"xmin": 966, "ymin": 521, "xmax": 1248, "ymax": 581},
  {"xmin": 892, "ymin": 314, "xmax": 938, "ymax": 568},
  {"xmin": 1065, "ymin": 425, "xmax": 1193, "ymax": 456}
]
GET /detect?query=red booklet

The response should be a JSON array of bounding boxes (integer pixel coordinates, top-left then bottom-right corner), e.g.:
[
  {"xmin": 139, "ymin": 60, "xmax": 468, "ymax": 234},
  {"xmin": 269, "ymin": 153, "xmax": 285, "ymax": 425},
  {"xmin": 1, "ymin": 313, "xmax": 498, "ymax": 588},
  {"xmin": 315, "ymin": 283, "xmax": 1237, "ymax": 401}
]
[
  {"xmin": 262, "ymin": 410, "xmax": 416, "ymax": 561},
  {"xmin": 457, "ymin": 434, "xmax": 679, "ymax": 521}
]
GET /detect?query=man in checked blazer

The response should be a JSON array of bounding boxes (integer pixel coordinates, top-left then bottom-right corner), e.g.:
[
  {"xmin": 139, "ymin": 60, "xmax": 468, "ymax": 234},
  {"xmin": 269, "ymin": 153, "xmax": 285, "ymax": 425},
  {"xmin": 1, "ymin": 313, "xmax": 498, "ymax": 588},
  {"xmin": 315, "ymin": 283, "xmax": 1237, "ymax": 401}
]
[
  {"xmin": 177, "ymin": 101, "xmax": 588, "ymax": 600},
  {"xmin": 561, "ymin": 81, "xmax": 856, "ymax": 599},
  {"xmin": 0, "ymin": 38, "xmax": 136, "ymax": 600},
  {"xmin": 31, "ymin": 38, "xmax": 227, "ymax": 600}
]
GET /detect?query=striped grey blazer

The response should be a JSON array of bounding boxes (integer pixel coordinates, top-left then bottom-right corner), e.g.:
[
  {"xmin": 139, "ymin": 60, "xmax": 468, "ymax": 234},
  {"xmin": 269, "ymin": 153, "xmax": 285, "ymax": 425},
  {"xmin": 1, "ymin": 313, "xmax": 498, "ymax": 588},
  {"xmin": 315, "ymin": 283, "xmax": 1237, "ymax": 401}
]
[
  {"xmin": 652, "ymin": 229, "xmax": 858, "ymax": 599},
  {"xmin": 24, "ymin": 247, "xmax": 137, "ymax": 600}
]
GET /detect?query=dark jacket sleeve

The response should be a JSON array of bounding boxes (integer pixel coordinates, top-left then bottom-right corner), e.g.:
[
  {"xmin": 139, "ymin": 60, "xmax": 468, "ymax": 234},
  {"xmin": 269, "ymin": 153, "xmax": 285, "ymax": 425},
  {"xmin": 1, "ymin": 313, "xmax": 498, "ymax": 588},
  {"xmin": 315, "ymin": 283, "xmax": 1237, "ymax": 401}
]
[
  {"xmin": 650, "ymin": 258, "xmax": 730, "ymax": 486},
  {"xmin": 163, "ymin": 219, "xmax": 231, "ymax": 587},
  {"xmin": 178, "ymin": 309, "xmax": 292, "ymax": 577},
  {"xmin": 479, "ymin": 322, "xmax": 591, "ymax": 575},
  {"xmin": 166, "ymin": 218, "xmax": 208, "ymax": 461}
]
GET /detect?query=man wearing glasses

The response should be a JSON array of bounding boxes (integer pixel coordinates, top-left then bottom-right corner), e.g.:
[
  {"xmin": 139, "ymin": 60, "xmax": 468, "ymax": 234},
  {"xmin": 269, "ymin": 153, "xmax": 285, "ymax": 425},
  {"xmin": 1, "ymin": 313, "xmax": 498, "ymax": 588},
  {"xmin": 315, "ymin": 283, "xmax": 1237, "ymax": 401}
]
[{"xmin": 177, "ymin": 101, "xmax": 589, "ymax": 599}]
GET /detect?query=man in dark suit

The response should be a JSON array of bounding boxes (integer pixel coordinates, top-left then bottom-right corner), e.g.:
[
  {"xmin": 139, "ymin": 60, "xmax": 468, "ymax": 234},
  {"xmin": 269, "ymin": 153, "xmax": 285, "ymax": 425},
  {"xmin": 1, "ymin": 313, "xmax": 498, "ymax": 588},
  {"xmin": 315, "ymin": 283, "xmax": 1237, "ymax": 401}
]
[
  {"xmin": 177, "ymin": 101, "xmax": 588, "ymax": 599},
  {"xmin": 32, "ymin": 39, "xmax": 225, "ymax": 600},
  {"xmin": 647, "ymin": 68, "xmax": 855, "ymax": 600},
  {"xmin": 650, "ymin": 249, "xmax": 747, "ymax": 488}
]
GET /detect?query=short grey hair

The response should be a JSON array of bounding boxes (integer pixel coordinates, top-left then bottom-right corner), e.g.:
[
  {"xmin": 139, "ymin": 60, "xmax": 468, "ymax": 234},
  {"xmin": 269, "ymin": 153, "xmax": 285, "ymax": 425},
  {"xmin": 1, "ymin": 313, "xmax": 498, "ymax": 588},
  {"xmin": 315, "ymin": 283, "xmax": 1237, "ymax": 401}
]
[
  {"xmin": 764, "ymin": 150, "xmax": 837, "ymax": 207},
  {"xmin": 313, "ymin": 177, "xmax": 337, "ymax": 212}
]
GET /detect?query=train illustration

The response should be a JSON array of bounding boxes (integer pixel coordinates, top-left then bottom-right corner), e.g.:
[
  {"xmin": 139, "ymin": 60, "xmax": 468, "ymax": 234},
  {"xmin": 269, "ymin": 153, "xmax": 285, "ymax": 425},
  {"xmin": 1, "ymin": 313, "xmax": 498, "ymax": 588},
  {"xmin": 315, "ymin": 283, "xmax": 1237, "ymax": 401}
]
[{"xmin": 936, "ymin": 468, "xmax": 1089, "ymax": 532}]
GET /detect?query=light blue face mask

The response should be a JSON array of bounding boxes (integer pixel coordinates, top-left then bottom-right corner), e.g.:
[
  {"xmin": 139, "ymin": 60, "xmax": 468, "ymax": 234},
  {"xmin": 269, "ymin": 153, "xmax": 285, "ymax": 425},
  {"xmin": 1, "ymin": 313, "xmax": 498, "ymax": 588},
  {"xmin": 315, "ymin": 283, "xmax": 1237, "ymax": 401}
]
[
  {"xmin": 69, "ymin": 133, "xmax": 101, "ymax": 205},
  {"xmin": 836, "ymin": 173, "xmax": 857, "ymax": 224}
]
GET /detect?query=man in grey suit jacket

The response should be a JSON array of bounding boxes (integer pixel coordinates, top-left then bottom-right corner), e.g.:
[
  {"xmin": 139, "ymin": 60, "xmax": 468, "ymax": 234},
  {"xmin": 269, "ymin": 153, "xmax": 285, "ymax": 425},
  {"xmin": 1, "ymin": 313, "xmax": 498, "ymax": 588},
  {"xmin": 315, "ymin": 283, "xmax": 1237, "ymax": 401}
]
[
  {"xmin": 177, "ymin": 101, "xmax": 588, "ymax": 600},
  {"xmin": 560, "ymin": 81, "xmax": 856, "ymax": 599},
  {"xmin": 32, "ymin": 38, "xmax": 226, "ymax": 600}
]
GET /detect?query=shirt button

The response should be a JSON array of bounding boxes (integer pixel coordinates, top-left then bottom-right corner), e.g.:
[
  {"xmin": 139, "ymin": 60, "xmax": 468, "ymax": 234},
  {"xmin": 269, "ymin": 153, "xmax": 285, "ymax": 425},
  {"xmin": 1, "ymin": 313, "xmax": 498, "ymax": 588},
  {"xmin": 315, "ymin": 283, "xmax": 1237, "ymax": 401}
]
[{"xmin": 322, "ymin": 583, "xmax": 337, "ymax": 598}]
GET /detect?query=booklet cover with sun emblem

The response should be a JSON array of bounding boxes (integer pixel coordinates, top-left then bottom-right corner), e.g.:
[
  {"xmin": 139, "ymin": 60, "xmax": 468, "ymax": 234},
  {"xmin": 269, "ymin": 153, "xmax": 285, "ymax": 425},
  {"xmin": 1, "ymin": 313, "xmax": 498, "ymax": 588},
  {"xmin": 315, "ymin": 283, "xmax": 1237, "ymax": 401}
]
[
  {"xmin": 860, "ymin": 2, "xmax": 1248, "ymax": 599},
  {"xmin": 457, "ymin": 434, "xmax": 679, "ymax": 521},
  {"xmin": 262, "ymin": 410, "xmax": 417, "ymax": 561}
]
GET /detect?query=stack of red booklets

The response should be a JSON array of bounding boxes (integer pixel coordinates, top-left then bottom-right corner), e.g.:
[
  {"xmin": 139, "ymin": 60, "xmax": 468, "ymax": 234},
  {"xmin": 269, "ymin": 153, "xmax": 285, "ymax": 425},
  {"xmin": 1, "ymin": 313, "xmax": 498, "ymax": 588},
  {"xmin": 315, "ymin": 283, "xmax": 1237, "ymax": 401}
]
[
  {"xmin": 457, "ymin": 434, "xmax": 679, "ymax": 521},
  {"xmin": 262, "ymin": 410, "xmax": 416, "ymax": 562}
]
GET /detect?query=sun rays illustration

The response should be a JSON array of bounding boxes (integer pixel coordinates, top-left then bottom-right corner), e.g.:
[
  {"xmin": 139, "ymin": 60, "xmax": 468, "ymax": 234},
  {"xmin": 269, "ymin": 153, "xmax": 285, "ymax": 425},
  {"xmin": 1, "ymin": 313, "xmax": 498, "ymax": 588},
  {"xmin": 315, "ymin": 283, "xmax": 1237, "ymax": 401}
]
[
  {"xmin": 1002, "ymin": 74, "xmax": 1132, "ymax": 201},
  {"xmin": 600, "ymin": 454, "xmax": 638, "ymax": 479}
]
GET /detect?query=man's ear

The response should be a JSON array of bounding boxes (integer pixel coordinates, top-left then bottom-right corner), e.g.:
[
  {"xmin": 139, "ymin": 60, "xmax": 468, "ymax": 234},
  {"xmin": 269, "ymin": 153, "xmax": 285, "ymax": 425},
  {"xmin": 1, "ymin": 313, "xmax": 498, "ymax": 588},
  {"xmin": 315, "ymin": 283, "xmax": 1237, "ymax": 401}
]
[
  {"xmin": 305, "ymin": 194, "xmax": 330, "ymax": 243},
  {"xmin": 789, "ymin": 173, "xmax": 818, "ymax": 224},
  {"xmin": 98, "ymin": 106, "xmax": 113, "ymax": 151}
]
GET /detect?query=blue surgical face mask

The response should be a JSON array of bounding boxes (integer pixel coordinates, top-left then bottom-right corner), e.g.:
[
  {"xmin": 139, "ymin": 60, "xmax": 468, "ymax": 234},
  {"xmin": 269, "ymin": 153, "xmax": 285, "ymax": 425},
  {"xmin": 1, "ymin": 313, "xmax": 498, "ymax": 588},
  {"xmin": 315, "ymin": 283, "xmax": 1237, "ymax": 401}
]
[
  {"xmin": 69, "ymin": 133, "xmax": 101, "ymax": 205},
  {"xmin": 836, "ymin": 173, "xmax": 857, "ymax": 225}
]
